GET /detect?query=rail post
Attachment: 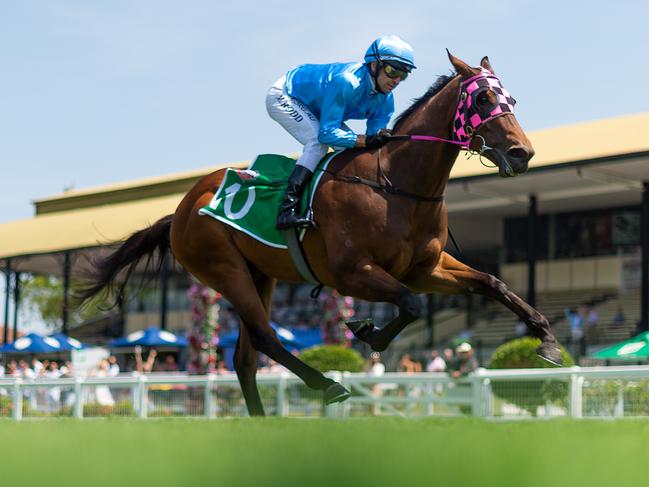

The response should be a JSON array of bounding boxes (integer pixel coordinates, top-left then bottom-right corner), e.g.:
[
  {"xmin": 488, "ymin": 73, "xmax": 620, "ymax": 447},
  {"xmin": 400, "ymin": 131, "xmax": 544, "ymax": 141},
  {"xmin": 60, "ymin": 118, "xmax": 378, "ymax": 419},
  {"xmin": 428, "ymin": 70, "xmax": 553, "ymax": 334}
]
[
  {"xmin": 138, "ymin": 375, "xmax": 148, "ymax": 419},
  {"xmin": 204, "ymin": 374, "xmax": 215, "ymax": 419},
  {"xmin": 73, "ymin": 377, "xmax": 84, "ymax": 419},
  {"xmin": 277, "ymin": 373, "xmax": 288, "ymax": 417},
  {"xmin": 568, "ymin": 366, "xmax": 584, "ymax": 418},
  {"xmin": 12, "ymin": 378, "xmax": 22, "ymax": 421},
  {"xmin": 471, "ymin": 369, "xmax": 487, "ymax": 417},
  {"xmin": 323, "ymin": 371, "xmax": 342, "ymax": 419}
]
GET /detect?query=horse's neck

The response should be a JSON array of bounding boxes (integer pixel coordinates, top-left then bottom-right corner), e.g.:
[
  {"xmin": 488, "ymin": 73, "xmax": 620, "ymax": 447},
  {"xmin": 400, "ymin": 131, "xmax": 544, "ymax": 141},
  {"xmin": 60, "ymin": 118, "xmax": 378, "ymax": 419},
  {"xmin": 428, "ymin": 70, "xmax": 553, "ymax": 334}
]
[{"xmin": 385, "ymin": 77, "xmax": 462, "ymax": 198}]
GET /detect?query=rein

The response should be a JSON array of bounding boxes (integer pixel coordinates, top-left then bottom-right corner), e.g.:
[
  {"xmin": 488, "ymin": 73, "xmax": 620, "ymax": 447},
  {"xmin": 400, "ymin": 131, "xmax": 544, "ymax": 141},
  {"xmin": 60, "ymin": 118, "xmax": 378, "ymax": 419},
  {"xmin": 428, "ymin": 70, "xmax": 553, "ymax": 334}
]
[{"xmin": 322, "ymin": 149, "xmax": 444, "ymax": 203}]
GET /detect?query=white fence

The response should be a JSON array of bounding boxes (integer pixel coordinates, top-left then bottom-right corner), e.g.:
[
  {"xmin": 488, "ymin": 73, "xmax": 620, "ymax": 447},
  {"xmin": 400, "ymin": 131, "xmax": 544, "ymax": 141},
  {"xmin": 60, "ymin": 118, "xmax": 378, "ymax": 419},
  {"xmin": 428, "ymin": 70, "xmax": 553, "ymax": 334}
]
[{"xmin": 3, "ymin": 366, "xmax": 649, "ymax": 420}]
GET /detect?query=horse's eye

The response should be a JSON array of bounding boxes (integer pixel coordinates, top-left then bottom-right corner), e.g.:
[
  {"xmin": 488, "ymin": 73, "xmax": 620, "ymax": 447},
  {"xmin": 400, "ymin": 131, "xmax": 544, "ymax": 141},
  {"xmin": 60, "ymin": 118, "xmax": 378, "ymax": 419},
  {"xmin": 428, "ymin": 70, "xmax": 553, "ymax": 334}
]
[{"xmin": 477, "ymin": 91, "xmax": 491, "ymax": 105}]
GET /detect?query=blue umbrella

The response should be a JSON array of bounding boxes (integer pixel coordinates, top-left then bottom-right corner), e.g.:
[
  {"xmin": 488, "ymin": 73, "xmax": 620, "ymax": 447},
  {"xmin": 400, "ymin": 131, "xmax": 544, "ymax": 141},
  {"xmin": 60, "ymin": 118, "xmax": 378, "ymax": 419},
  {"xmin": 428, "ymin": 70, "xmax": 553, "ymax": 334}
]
[
  {"xmin": 218, "ymin": 322, "xmax": 305, "ymax": 349},
  {"xmin": 108, "ymin": 326, "xmax": 188, "ymax": 348},
  {"xmin": 0, "ymin": 333, "xmax": 70, "ymax": 354},
  {"xmin": 49, "ymin": 333, "xmax": 86, "ymax": 351}
]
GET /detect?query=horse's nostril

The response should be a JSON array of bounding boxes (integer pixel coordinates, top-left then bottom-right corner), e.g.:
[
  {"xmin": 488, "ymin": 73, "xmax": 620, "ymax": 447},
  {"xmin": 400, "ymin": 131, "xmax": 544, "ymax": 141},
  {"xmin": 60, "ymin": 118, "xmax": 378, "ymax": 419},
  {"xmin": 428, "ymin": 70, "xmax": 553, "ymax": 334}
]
[{"xmin": 507, "ymin": 147, "xmax": 530, "ymax": 161}]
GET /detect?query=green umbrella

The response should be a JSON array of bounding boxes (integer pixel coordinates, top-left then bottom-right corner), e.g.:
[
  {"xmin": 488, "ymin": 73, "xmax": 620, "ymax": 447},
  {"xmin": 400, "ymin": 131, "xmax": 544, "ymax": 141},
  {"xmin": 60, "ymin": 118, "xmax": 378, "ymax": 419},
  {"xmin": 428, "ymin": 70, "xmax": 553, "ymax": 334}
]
[{"xmin": 592, "ymin": 331, "xmax": 649, "ymax": 359}]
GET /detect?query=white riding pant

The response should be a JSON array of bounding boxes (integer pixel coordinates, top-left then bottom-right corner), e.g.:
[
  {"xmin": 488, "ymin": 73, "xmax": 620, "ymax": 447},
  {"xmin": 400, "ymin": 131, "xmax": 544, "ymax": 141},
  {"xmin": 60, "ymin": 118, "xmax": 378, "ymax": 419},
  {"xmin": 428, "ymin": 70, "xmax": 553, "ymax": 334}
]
[{"xmin": 266, "ymin": 76, "xmax": 329, "ymax": 172}]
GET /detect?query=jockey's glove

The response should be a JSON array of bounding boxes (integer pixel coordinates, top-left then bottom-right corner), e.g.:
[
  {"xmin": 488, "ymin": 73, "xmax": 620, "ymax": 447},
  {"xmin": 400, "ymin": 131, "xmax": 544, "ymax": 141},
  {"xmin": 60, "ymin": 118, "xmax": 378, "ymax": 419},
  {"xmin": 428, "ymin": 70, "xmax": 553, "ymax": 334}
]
[{"xmin": 365, "ymin": 128, "xmax": 393, "ymax": 149}]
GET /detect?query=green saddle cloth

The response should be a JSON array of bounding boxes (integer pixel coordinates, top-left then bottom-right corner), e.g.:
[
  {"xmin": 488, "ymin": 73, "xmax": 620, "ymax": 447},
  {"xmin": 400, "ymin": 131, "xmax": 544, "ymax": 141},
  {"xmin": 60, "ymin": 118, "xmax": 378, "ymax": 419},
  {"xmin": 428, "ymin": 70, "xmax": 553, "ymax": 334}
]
[{"xmin": 198, "ymin": 152, "xmax": 339, "ymax": 248}]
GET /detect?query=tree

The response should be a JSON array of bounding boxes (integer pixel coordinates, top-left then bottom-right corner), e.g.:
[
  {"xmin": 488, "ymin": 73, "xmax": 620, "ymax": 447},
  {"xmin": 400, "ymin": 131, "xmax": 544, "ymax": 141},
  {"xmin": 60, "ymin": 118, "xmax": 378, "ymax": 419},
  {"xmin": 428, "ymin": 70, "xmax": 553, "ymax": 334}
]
[{"xmin": 20, "ymin": 274, "xmax": 103, "ymax": 329}]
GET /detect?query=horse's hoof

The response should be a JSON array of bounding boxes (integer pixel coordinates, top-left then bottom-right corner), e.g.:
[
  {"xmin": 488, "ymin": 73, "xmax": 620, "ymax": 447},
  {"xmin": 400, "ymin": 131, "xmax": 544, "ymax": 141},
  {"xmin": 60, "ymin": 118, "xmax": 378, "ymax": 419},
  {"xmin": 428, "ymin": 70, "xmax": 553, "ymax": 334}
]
[
  {"xmin": 536, "ymin": 342, "xmax": 563, "ymax": 366},
  {"xmin": 346, "ymin": 319, "xmax": 375, "ymax": 340},
  {"xmin": 324, "ymin": 382, "xmax": 351, "ymax": 405}
]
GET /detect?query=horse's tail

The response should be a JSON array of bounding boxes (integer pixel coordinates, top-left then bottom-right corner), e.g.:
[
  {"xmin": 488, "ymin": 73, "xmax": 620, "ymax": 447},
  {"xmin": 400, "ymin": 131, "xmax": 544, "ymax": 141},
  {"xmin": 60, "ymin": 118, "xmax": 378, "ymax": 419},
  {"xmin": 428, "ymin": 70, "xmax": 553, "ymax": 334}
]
[{"xmin": 78, "ymin": 214, "xmax": 174, "ymax": 306}]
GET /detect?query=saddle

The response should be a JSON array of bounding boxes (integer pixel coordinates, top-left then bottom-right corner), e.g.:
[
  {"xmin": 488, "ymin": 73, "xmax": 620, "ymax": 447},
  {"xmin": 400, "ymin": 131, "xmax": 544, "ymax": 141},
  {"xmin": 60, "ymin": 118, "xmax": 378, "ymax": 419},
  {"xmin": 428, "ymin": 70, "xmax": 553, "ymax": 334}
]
[{"xmin": 199, "ymin": 152, "xmax": 339, "ymax": 249}]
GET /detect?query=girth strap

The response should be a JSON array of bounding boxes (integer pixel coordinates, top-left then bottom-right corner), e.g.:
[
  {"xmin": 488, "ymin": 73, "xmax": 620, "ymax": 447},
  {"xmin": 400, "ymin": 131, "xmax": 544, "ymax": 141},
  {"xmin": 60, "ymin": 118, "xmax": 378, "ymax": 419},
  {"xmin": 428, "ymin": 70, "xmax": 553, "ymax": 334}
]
[{"xmin": 282, "ymin": 227, "xmax": 323, "ymax": 298}]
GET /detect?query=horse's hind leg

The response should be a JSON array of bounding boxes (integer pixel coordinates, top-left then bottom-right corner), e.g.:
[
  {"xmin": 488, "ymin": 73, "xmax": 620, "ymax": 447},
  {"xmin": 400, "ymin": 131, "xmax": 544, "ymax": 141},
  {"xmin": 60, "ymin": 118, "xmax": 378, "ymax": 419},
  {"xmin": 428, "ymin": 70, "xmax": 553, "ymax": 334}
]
[
  {"xmin": 189, "ymin": 250, "xmax": 350, "ymax": 407},
  {"xmin": 407, "ymin": 251, "xmax": 562, "ymax": 365},
  {"xmin": 234, "ymin": 271, "xmax": 277, "ymax": 416},
  {"xmin": 234, "ymin": 325, "xmax": 264, "ymax": 416}
]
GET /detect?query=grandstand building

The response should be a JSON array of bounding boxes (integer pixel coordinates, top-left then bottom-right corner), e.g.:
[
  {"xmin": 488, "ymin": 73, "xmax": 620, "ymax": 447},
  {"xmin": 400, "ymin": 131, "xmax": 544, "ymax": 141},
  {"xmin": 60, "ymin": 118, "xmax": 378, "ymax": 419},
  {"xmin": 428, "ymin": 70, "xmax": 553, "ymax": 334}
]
[{"xmin": 1, "ymin": 113, "xmax": 649, "ymax": 360}]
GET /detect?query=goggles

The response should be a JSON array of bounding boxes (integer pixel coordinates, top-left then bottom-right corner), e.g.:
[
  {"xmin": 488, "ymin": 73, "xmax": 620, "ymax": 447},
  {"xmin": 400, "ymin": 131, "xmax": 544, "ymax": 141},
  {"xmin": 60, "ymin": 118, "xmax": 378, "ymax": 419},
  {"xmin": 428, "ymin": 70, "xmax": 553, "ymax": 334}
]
[{"xmin": 383, "ymin": 63, "xmax": 409, "ymax": 81}]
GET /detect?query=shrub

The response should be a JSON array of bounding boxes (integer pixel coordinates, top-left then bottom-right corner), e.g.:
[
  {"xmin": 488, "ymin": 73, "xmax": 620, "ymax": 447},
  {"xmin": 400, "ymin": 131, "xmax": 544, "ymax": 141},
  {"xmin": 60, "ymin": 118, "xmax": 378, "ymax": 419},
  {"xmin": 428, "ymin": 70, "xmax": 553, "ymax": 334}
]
[
  {"xmin": 489, "ymin": 337, "xmax": 574, "ymax": 416},
  {"xmin": 300, "ymin": 345, "xmax": 364, "ymax": 373},
  {"xmin": 0, "ymin": 395, "xmax": 13, "ymax": 414}
]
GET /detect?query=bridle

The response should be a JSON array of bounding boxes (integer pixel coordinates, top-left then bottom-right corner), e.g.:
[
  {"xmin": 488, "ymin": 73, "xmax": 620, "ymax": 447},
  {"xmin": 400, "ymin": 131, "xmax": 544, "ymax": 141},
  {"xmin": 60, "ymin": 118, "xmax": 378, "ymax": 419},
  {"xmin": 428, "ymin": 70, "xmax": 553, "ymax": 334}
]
[{"xmin": 392, "ymin": 67, "xmax": 518, "ymax": 172}]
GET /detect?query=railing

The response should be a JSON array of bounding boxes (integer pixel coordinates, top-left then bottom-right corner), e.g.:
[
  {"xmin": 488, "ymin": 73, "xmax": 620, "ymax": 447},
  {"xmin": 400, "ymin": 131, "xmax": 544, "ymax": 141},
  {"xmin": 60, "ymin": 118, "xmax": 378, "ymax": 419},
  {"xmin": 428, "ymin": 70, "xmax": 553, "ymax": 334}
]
[{"xmin": 2, "ymin": 366, "xmax": 649, "ymax": 420}]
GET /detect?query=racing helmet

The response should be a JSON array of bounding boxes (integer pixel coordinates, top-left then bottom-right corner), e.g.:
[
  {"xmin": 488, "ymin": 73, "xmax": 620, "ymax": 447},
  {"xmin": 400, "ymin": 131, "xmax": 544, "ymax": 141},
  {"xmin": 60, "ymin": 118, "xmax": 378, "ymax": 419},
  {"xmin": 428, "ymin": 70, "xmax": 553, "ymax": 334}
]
[{"xmin": 364, "ymin": 35, "xmax": 416, "ymax": 72}]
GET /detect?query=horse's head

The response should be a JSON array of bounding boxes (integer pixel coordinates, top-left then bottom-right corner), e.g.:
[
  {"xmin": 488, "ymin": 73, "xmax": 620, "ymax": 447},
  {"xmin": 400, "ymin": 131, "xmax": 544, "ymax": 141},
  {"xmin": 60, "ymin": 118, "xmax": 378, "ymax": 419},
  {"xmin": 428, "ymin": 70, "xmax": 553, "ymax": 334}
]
[{"xmin": 448, "ymin": 52, "xmax": 534, "ymax": 177}]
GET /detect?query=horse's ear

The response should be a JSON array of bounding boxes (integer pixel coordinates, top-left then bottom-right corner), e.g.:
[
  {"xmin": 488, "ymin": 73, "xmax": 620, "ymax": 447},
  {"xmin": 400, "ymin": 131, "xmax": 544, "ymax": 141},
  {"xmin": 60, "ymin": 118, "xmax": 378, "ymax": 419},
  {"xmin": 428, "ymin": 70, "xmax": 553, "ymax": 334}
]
[
  {"xmin": 446, "ymin": 49, "xmax": 479, "ymax": 78},
  {"xmin": 480, "ymin": 56, "xmax": 495, "ymax": 74}
]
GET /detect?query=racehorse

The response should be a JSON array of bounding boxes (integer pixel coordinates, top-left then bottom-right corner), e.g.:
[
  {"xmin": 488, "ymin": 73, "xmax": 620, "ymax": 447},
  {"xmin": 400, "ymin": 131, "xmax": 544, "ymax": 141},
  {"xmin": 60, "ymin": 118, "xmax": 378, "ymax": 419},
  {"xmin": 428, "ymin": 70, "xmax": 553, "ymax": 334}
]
[{"xmin": 80, "ymin": 52, "xmax": 562, "ymax": 416}]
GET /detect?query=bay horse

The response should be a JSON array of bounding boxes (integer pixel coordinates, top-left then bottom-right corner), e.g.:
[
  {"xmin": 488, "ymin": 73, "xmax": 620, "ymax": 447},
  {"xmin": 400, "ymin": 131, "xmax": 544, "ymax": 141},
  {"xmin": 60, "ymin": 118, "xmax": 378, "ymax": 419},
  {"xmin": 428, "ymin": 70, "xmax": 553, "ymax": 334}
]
[{"xmin": 80, "ymin": 52, "xmax": 562, "ymax": 416}]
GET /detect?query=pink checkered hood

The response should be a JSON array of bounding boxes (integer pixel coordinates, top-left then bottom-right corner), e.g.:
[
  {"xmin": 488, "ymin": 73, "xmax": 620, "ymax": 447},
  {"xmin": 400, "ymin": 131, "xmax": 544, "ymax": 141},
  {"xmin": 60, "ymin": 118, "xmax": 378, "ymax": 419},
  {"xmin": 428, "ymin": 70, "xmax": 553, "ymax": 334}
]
[{"xmin": 452, "ymin": 67, "xmax": 516, "ymax": 143}]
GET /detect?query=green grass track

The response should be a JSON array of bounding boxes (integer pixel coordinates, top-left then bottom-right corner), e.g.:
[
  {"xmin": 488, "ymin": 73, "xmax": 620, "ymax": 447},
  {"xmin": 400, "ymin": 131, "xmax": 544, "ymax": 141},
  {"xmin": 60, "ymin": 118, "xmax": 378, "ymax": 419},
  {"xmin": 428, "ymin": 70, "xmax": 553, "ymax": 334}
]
[{"xmin": 1, "ymin": 417, "xmax": 647, "ymax": 487}]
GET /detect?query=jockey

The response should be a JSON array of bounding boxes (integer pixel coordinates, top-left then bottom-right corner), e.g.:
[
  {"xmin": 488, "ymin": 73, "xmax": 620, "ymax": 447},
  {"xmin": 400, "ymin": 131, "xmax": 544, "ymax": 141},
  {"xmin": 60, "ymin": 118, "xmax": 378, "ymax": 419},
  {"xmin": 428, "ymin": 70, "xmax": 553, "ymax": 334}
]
[{"xmin": 266, "ymin": 35, "xmax": 416, "ymax": 230}]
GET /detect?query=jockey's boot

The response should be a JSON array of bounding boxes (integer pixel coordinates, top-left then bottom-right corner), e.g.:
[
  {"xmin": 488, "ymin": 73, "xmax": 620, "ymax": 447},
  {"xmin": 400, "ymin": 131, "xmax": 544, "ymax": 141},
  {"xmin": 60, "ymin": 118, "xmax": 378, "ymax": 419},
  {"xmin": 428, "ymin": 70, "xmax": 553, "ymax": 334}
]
[{"xmin": 276, "ymin": 165, "xmax": 315, "ymax": 230}]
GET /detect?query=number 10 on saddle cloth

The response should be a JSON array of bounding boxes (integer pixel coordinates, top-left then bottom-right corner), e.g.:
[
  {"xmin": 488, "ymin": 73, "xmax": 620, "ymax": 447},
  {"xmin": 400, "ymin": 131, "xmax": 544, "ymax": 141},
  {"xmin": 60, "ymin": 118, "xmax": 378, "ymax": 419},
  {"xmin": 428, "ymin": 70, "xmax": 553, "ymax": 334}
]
[{"xmin": 199, "ymin": 153, "xmax": 337, "ymax": 248}]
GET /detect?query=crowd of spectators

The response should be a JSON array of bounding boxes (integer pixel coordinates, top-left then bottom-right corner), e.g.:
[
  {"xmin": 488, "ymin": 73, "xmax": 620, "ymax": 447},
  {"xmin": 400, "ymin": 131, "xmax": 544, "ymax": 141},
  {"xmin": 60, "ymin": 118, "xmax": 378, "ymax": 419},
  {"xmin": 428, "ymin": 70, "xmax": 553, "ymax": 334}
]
[
  {"xmin": 0, "ymin": 358, "xmax": 74, "ymax": 379},
  {"xmin": 363, "ymin": 343, "xmax": 479, "ymax": 379}
]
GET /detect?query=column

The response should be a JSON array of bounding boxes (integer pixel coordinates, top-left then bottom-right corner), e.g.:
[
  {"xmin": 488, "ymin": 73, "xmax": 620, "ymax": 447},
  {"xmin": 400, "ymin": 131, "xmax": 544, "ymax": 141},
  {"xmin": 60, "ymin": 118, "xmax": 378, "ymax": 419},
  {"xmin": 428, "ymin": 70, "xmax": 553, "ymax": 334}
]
[
  {"xmin": 527, "ymin": 195, "xmax": 538, "ymax": 308},
  {"xmin": 641, "ymin": 183, "xmax": 649, "ymax": 332},
  {"xmin": 62, "ymin": 252, "xmax": 71, "ymax": 335},
  {"xmin": 3, "ymin": 259, "xmax": 11, "ymax": 345},
  {"xmin": 159, "ymin": 251, "xmax": 169, "ymax": 331}
]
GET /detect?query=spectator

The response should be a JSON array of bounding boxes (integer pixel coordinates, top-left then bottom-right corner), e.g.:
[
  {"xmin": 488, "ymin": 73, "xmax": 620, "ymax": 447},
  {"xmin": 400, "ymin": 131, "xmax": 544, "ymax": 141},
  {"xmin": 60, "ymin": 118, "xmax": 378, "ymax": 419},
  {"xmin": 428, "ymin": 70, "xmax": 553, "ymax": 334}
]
[
  {"xmin": 613, "ymin": 306, "xmax": 625, "ymax": 326},
  {"xmin": 7, "ymin": 360, "xmax": 19, "ymax": 377},
  {"xmin": 40, "ymin": 360, "xmax": 50, "ymax": 376},
  {"xmin": 366, "ymin": 352, "xmax": 385, "ymax": 377},
  {"xmin": 515, "ymin": 319, "xmax": 527, "ymax": 338},
  {"xmin": 19, "ymin": 360, "xmax": 35, "ymax": 379},
  {"xmin": 46, "ymin": 362, "xmax": 63, "ymax": 410},
  {"xmin": 442, "ymin": 347, "xmax": 454, "ymax": 367},
  {"xmin": 426, "ymin": 349, "xmax": 446, "ymax": 372},
  {"xmin": 565, "ymin": 307, "xmax": 584, "ymax": 342},
  {"xmin": 134, "ymin": 346, "xmax": 157, "ymax": 373},
  {"xmin": 108, "ymin": 356, "xmax": 120, "ymax": 377},
  {"xmin": 60, "ymin": 361, "xmax": 74, "ymax": 378},
  {"xmin": 215, "ymin": 360, "xmax": 229, "ymax": 374},
  {"xmin": 47, "ymin": 361, "xmax": 62, "ymax": 379},
  {"xmin": 586, "ymin": 305, "xmax": 600, "ymax": 344},
  {"xmin": 366, "ymin": 352, "xmax": 386, "ymax": 415},
  {"xmin": 94, "ymin": 359, "xmax": 115, "ymax": 407},
  {"xmin": 449, "ymin": 342, "xmax": 478, "ymax": 379},
  {"xmin": 31, "ymin": 358, "xmax": 44, "ymax": 376},
  {"xmin": 398, "ymin": 353, "xmax": 422, "ymax": 373},
  {"xmin": 156, "ymin": 355, "xmax": 180, "ymax": 373}
]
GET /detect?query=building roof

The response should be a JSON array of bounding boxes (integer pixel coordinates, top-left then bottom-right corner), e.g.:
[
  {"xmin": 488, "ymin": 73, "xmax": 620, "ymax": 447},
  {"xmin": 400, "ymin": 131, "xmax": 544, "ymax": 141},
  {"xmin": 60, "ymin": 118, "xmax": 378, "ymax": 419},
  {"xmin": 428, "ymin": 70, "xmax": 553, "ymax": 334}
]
[
  {"xmin": 1, "ymin": 113, "xmax": 649, "ymax": 270},
  {"xmin": 450, "ymin": 112, "xmax": 649, "ymax": 178}
]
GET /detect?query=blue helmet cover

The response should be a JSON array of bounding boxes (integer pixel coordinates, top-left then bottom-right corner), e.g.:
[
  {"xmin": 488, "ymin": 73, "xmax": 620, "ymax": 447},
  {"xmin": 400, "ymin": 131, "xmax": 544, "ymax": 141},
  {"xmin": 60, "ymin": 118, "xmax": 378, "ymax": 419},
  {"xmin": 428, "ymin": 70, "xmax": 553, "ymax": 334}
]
[{"xmin": 364, "ymin": 35, "xmax": 416, "ymax": 71}]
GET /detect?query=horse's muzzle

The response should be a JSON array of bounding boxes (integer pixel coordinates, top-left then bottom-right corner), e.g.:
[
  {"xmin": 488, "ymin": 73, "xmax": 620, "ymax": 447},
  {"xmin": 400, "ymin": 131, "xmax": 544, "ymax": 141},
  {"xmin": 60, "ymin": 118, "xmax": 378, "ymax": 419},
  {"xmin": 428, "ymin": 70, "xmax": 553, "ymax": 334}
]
[{"xmin": 494, "ymin": 146, "xmax": 533, "ymax": 177}]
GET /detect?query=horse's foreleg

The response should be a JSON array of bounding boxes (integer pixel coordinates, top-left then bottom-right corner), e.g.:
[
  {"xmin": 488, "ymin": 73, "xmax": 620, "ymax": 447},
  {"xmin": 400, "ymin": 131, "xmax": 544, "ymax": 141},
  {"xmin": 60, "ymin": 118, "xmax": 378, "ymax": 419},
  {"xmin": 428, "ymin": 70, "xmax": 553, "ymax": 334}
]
[
  {"xmin": 407, "ymin": 252, "xmax": 562, "ymax": 365},
  {"xmin": 336, "ymin": 259, "xmax": 422, "ymax": 352}
]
